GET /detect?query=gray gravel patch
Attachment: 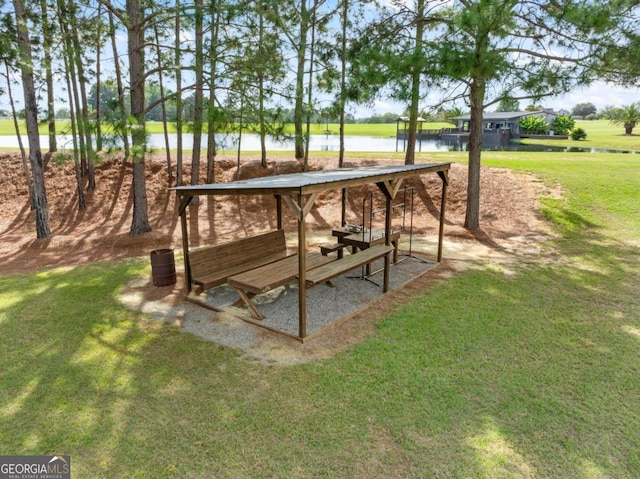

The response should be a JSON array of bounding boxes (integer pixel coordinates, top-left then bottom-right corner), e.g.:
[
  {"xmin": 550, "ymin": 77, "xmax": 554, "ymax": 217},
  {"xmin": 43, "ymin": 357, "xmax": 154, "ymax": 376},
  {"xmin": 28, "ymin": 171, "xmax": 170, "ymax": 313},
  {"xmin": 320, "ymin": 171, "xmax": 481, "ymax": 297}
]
[
  {"xmin": 202, "ymin": 254, "xmax": 436, "ymax": 337},
  {"xmin": 120, "ymin": 253, "xmax": 436, "ymax": 363}
]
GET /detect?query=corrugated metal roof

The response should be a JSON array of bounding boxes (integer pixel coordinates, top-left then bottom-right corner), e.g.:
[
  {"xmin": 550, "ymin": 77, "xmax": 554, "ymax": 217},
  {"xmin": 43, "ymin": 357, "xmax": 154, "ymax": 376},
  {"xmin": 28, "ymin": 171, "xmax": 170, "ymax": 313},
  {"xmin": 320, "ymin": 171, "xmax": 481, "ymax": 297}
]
[
  {"xmin": 452, "ymin": 111, "xmax": 539, "ymax": 121},
  {"xmin": 171, "ymin": 163, "xmax": 450, "ymax": 196}
]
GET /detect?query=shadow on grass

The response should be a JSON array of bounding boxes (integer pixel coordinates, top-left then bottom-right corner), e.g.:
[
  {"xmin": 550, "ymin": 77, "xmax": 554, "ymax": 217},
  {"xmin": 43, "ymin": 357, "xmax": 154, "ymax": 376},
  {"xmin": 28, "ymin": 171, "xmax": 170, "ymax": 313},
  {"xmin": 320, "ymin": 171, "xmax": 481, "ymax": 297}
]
[
  {"xmin": 0, "ymin": 208, "xmax": 638, "ymax": 477},
  {"xmin": 302, "ymin": 209, "xmax": 640, "ymax": 477}
]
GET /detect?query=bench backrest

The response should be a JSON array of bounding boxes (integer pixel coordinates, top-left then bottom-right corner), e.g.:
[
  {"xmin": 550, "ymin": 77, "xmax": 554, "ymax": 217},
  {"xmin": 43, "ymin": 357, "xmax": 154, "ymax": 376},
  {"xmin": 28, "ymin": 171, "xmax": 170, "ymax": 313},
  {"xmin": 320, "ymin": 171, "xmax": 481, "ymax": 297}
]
[{"xmin": 189, "ymin": 229, "xmax": 287, "ymax": 281}]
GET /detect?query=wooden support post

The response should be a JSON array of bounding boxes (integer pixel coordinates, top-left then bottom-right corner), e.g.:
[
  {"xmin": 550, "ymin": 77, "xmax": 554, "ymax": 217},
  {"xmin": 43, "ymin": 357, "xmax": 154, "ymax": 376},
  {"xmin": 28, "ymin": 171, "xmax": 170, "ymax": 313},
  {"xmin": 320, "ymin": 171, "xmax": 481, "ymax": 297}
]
[
  {"xmin": 341, "ymin": 188, "xmax": 347, "ymax": 227},
  {"xmin": 376, "ymin": 180, "xmax": 397, "ymax": 294},
  {"xmin": 297, "ymin": 196, "xmax": 307, "ymax": 339},
  {"xmin": 282, "ymin": 191, "xmax": 320, "ymax": 340},
  {"xmin": 276, "ymin": 195, "xmax": 282, "ymax": 230},
  {"xmin": 437, "ymin": 170, "xmax": 449, "ymax": 263},
  {"xmin": 179, "ymin": 195, "xmax": 193, "ymax": 293},
  {"xmin": 383, "ymin": 194, "xmax": 391, "ymax": 292}
]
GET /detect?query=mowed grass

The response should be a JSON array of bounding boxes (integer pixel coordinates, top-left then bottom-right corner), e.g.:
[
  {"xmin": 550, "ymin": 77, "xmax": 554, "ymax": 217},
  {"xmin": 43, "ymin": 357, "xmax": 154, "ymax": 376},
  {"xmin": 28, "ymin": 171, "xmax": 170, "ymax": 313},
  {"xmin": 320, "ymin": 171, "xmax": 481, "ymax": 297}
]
[
  {"xmin": 514, "ymin": 119, "xmax": 640, "ymax": 151},
  {"xmin": 1, "ymin": 152, "xmax": 639, "ymax": 477}
]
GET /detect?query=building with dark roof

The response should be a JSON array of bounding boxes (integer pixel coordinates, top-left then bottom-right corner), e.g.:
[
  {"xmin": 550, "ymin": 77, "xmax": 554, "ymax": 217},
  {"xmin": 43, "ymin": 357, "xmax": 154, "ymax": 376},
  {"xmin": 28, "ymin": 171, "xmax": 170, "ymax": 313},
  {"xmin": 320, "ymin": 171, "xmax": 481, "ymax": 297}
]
[{"xmin": 451, "ymin": 109, "xmax": 560, "ymax": 136}]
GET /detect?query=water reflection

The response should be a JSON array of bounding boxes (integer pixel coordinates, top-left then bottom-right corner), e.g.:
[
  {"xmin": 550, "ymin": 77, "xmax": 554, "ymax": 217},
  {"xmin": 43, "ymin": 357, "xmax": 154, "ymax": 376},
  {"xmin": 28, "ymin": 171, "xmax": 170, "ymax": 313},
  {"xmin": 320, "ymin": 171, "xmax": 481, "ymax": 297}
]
[{"xmin": 0, "ymin": 132, "xmax": 636, "ymax": 154}]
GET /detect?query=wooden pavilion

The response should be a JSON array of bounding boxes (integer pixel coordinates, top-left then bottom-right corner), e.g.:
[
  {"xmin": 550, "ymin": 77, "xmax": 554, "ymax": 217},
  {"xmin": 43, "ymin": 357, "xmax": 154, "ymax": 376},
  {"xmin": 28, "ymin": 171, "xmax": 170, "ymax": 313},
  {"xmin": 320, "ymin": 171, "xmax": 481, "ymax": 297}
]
[{"xmin": 172, "ymin": 162, "xmax": 451, "ymax": 341}]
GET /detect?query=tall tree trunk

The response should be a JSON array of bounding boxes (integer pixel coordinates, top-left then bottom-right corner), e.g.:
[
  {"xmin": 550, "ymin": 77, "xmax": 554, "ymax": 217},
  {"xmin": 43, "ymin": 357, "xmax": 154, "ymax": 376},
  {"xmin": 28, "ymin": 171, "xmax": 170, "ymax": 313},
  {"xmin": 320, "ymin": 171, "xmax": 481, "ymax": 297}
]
[
  {"xmin": 4, "ymin": 64, "xmax": 34, "ymax": 207},
  {"xmin": 190, "ymin": 0, "xmax": 204, "ymax": 190},
  {"xmin": 13, "ymin": 0, "xmax": 50, "ymax": 238},
  {"xmin": 127, "ymin": 0, "xmax": 151, "ymax": 235},
  {"xmin": 154, "ymin": 23, "xmax": 172, "ymax": 185},
  {"xmin": 294, "ymin": 1, "xmax": 308, "ymax": 160},
  {"xmin": 464, "ymin": 76, "xmax": 485, "ymax": 231},
  {"xmin": 57, "ymin": 0, "xmax": 88, "ymax": 178},
  {"xmin": 235, "ymin": 95, "xmax": 244, "ymax": 180},
  {"xmin": 69, "ymin": 4, "xmax": 96, "ymax": 190},
  {"xmin": 62, "ymin": 43, "xmax": 86, "ymax": 210},
  {"xmin": 175, "ymin": 0, "xmax": 183, "ymax": 185},
  {"xmin": 338, "ymin": 0, "xmax": 347, "ymax": 169},
  {"xmin": 258, "ymin": 76, "xmax": 267, "ymax": 168},
  {"xmin": 303, "ymin": 0, "xmax": 318, "ymax": 171},
  {"xmin": 206, "ymin": 0, "xmax": 219, "ymax": 182},
  {"xmin": 95, "ymin": 1, "xmax": 103, "ymax": 152},
  {"xmin": 258, "ymin": 7, "xmax": 267, "ymax": 168},
  {"xmin": 108, "ymin": 8, "xmax": 130, "ymax": 159},
  {"xmin": 339, "ymin": 0, "xmax": 348, "ymax": 225},
  {"xmin": 40, "ymin": 0, "xmax": 57, "ymax": 152},
  {"xmin": 404, "ymin": 0, "xmax": 425, "ymax": 165}
]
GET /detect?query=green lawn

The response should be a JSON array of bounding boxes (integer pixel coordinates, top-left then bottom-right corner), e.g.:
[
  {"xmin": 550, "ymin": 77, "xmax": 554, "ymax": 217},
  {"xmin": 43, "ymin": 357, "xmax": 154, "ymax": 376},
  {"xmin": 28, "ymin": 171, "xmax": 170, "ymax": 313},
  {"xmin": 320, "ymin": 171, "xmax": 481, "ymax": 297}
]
[
  {"xmin": 1, "ymin": 152, "xmax": 639, "ymax": 477},
  {"xmin": 517, "ymin": 120, "xmax": 640, "ymax": 151}
]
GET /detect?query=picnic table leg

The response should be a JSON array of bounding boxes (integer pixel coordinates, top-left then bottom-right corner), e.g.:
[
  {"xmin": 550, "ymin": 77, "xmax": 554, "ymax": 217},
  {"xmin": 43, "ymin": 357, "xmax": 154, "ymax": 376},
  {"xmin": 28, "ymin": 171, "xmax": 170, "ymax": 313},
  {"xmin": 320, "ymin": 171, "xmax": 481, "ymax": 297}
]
[
  {"xmin": 232, "ymin": 292, "xmax": 255, "ymax": 308},
  {"xmin": 362, "ymin": 247, "xmax": 374, "ymax": 276},
  {"xmin": 233, "ymin": 287, "xmax": 265, "ymax": 320},
  {"xmin": 383, "ymin": 252, "xmax": 390, "ymax": 292}
]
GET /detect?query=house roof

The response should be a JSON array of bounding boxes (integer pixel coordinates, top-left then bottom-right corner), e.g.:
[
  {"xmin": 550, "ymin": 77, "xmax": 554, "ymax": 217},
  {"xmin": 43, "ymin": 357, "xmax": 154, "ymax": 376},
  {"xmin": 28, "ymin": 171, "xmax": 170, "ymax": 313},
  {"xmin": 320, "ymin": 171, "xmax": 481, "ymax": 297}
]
[{"xmin": 451, "ymin": 111, "xmax": 542, "ymax": 122}]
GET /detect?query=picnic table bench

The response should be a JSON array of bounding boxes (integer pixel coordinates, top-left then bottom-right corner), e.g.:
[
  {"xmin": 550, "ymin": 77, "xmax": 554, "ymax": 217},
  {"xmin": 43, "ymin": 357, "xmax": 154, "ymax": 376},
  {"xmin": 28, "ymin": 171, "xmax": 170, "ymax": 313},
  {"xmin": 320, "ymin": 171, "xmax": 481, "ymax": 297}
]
[
  {"xmin": 228, "ymin": 244, "xmax": 394, "ymax": 320},
  {"xmin": 228, "ymin": 252, "xmax": 334, "ymax": 319},
  {"xmin": 332, "ymin": 226, "xmax": 400, "ymax": 275},
  {"xmin": 188, "ymin": 229, "xmax": 287, "ymax": 293},
  {"xmin": 304, "ymin": 244, "xmax": 394, "ymax": 286}
]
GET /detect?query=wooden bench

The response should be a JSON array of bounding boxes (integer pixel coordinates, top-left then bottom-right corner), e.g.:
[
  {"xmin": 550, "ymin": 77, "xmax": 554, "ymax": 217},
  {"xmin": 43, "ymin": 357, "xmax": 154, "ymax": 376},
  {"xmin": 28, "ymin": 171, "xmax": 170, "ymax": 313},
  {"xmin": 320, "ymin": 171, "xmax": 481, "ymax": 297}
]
[
  {"xmin": 228, "ymin": 252, "xmax": 334, "ymax": 319},
  {"xmin": 188, "ymin": 229, "xmax": 287, "ymax": 293},
  {"xmin": 305, "ymin": 244, "xmax": 394, "ymax": 286}
]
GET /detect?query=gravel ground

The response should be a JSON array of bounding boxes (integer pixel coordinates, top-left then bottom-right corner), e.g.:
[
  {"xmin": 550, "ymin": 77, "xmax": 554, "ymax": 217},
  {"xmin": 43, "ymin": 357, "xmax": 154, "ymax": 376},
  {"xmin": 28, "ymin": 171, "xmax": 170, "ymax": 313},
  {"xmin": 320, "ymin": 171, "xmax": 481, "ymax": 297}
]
[
  {"xmin": 201, "ymin": 253, "xmax": 436, "ymax": 337},
  {"xmin": 120, "ymin": 252, "xmax": 438, "ymax": 364},
  {"xmin": 120, "ymin": 228, "xmax": 551, "ymax": 364}
]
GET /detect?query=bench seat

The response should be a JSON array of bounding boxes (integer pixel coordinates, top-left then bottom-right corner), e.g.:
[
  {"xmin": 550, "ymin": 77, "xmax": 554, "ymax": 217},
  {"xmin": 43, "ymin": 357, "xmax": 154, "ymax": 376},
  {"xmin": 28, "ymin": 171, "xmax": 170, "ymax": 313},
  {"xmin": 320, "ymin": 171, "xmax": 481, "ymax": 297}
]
[{"xmin": 304, "ymin": 244, "xmax": 394, "ymax": 286}]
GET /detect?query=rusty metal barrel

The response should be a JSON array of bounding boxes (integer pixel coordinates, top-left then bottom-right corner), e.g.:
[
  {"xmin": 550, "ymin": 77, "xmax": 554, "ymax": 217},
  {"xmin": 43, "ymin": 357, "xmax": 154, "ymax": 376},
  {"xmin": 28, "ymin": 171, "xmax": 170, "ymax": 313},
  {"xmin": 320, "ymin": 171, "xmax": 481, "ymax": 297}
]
[{"xmin": 150, "ymin": 249, "xmax": 176, "ymax": 286}]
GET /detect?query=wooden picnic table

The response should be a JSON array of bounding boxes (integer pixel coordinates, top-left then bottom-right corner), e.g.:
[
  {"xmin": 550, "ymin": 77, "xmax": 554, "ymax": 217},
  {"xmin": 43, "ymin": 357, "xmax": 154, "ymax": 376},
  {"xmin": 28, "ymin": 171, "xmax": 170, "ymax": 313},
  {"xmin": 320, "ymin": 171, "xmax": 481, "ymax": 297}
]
[
  {"xmin": 332, "ymin": 227, "xmax": 400, "ymax": 274},
  {"xmin": 174, "ymin": 163, "xmax": 450, "ymax": 340},
  {"xmin": 228, "ymin": 252, "xmax": 334, "ymax": 320}
]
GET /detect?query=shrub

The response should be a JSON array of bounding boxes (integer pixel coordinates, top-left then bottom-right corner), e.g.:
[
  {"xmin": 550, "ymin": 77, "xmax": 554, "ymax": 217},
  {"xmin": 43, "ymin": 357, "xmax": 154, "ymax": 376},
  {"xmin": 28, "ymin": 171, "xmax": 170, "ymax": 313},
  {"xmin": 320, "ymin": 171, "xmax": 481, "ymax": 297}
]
[
  {"xmin": 519, "ymin": 115, "xmax": 548, "ymax": 134},
  {"xmin": 551, "ymin": 115, "xmax": 576, "ymax": 135},
  {"xmin": 570, "ymin": 128, "xmax": 587, "ymax": 140}
]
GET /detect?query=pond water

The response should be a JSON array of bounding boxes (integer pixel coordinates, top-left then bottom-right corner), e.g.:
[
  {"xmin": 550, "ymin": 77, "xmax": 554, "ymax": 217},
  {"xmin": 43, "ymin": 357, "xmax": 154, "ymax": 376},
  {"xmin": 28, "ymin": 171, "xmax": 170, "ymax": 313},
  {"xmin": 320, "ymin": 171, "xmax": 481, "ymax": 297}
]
[{"xmin": 0, "ymin": 132, "xmax": 636, "ymax": 154}]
